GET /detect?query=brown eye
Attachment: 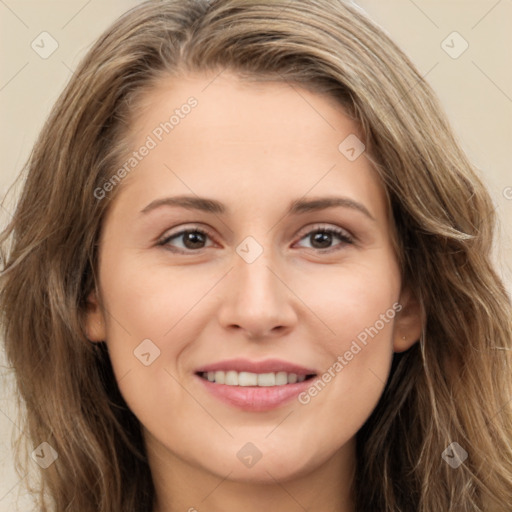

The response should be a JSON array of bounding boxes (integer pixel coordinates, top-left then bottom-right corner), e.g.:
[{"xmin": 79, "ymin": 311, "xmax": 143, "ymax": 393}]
[
  {"xmin": 296, "ymin": 226, "xmax": 353, "ymax": 252},
  {"xmin": 158, "ymin": 227, "xmax": 213, "ymax": 252}
]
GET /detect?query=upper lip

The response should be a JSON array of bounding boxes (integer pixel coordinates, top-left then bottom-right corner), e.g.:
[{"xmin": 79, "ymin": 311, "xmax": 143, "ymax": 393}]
[{"xmin": 195, "ymin": 358, "xmax": 317, "ymax": 376}]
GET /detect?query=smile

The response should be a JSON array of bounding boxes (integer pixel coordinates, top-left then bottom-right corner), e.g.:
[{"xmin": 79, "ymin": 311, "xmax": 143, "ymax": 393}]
[{"xmin": 198, "ymin": 370, "xmax": 315, "ymax": 386}]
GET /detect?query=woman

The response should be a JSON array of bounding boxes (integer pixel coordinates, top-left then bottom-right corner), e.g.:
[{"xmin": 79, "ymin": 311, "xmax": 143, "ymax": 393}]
[{"xmin": 1, "ymin": 0, "xmax": 511, "ymax": 510}]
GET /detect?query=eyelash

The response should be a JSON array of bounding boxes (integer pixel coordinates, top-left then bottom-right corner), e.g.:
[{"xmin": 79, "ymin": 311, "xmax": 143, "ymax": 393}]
[{"xmin": 157, "ymin": 224, "xmax": 354, "ymax": 254}]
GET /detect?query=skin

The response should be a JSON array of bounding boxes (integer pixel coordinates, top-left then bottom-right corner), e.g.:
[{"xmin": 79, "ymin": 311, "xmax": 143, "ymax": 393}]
[{"xmin": 86, "ymin": 71, "xmax": 421, "ymax": 512}]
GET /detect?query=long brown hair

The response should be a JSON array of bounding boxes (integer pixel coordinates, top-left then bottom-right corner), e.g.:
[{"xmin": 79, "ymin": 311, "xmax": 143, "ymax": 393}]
[{"xmin": 1, "ymin": 1, "xmax": 511, "ymax": 510}]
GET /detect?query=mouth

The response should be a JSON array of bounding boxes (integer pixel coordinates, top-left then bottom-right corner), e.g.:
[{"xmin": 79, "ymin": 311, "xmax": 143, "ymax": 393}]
[{"xmin": 194, "ymin": 359, "xmax": 318, "ymax": 411}]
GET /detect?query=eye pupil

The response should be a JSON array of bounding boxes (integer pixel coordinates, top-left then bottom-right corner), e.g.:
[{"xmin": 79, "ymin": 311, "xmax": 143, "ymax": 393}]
[
  {"xmin": 311, "ymin": 231, "xmax": 332, "ymax": 249},
  {"xmin": 184, "ymin": 231, "xmax": 206, "ymax": 249}
]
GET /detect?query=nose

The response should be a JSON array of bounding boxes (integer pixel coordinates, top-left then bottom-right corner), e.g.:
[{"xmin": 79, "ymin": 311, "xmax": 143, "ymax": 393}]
[{"xmin": 217, "ymin": 246, "xmax": 298, "ymax": 340}]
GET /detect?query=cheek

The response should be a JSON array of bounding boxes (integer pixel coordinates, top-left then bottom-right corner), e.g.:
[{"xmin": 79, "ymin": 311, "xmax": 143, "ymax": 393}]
[
  {"xmin": 97, "ymin": 255, "xmax": 218, "ymax": 407},
  {"xmin": 100, "ymin": 255, "xmax": 212, "ymax": 346},
  {"xmin": 304, "ymin": 254, "xmax": 400, "ymax": 350},
  {"xmin": 295, "ymin": 257, "xmax": 399, "ymax": 419}
]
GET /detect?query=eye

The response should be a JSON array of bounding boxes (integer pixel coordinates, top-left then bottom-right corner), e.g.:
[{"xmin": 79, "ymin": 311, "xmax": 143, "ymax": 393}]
[
  {"xmin": 294, "ymin": 225, "xmax": 354, "ymax": 252},
  {"xmin": 157, "ymin": 224, "xmax": 354, "ymax": 254},
  {"xmin": 157, "ymin": 226, "xmax": 215, "ymax": 253}
]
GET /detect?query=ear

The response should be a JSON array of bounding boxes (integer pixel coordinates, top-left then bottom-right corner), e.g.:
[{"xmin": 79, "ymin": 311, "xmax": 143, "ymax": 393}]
[
  {"xmin": 393, "ymin": 286, "xmax": 423, "ymax": 353},
  {"xmin": 84, "ymin": 288, "xmax": 107, "ymax": 343}
]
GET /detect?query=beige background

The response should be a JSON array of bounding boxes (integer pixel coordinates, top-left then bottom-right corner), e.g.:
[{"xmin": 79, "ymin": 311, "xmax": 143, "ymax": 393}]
[{"xmin": 1, "ymin": 1, "xmax": 511, "ymax": 510}]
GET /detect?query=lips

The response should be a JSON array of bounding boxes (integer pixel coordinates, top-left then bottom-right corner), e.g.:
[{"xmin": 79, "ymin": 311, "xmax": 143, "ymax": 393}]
[
  {"xmin": 195, "ymin": 358, "xmax": 317, "ymax": 376},
  {"xmin": 194, "ymin": 358, "xmax": 318, "ymax": 411}
]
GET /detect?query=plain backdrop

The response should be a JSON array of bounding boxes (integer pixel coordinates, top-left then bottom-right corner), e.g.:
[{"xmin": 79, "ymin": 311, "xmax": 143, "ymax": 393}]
[{"xmin": 1, "ymin": 1, "xmax": 511, "ymax": 510}]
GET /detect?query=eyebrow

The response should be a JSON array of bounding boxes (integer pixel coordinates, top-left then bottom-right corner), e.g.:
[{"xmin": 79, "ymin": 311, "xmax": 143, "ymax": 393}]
[{"xmin": 140, "ymin": 195, "xmax": 375, "ymax": 221}]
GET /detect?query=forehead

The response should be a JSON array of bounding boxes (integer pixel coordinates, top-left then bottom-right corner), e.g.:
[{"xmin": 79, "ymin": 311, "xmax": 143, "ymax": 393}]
[{"xmin": 106, "ymin": 71, "xmax": 389, "ymax": 226}]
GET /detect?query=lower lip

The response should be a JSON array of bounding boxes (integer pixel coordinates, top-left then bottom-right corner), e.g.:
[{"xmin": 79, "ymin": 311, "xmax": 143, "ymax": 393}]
[{"xmin": 196, "ymin": 374, "xmax": 315, "ymax": 412}]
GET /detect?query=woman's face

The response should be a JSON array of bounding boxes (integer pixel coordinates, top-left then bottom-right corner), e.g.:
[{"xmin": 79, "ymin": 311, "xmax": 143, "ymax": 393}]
[{"xmin": 87, "ymin": 71, "xmax": 420, "ymax": 486}]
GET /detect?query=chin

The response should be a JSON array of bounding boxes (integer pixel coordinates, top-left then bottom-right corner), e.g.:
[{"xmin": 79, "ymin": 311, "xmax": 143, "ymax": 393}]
[{"xmin": 197, "ymin": 441, "xmax": 331, "ymax": 484}]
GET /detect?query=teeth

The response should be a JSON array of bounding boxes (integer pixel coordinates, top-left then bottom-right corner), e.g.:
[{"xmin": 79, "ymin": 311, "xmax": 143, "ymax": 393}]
[
  {"xmin": 201, "ymin": 370, "xmax": 311, "ymax": 386},
  {"xmin": 258, "ymin": 372, "xmax": 275, "ymax": 386},
  {"xmin": 225, "ymin": 371, "xmax": 238, "ymax": 386},
  {"xmin": 238, "ymin": 372, "xmax": 258, "ymax": 386},
  {"xmin": 275, "ymin": 371, "xmax": 288, "ymax": 385}
]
